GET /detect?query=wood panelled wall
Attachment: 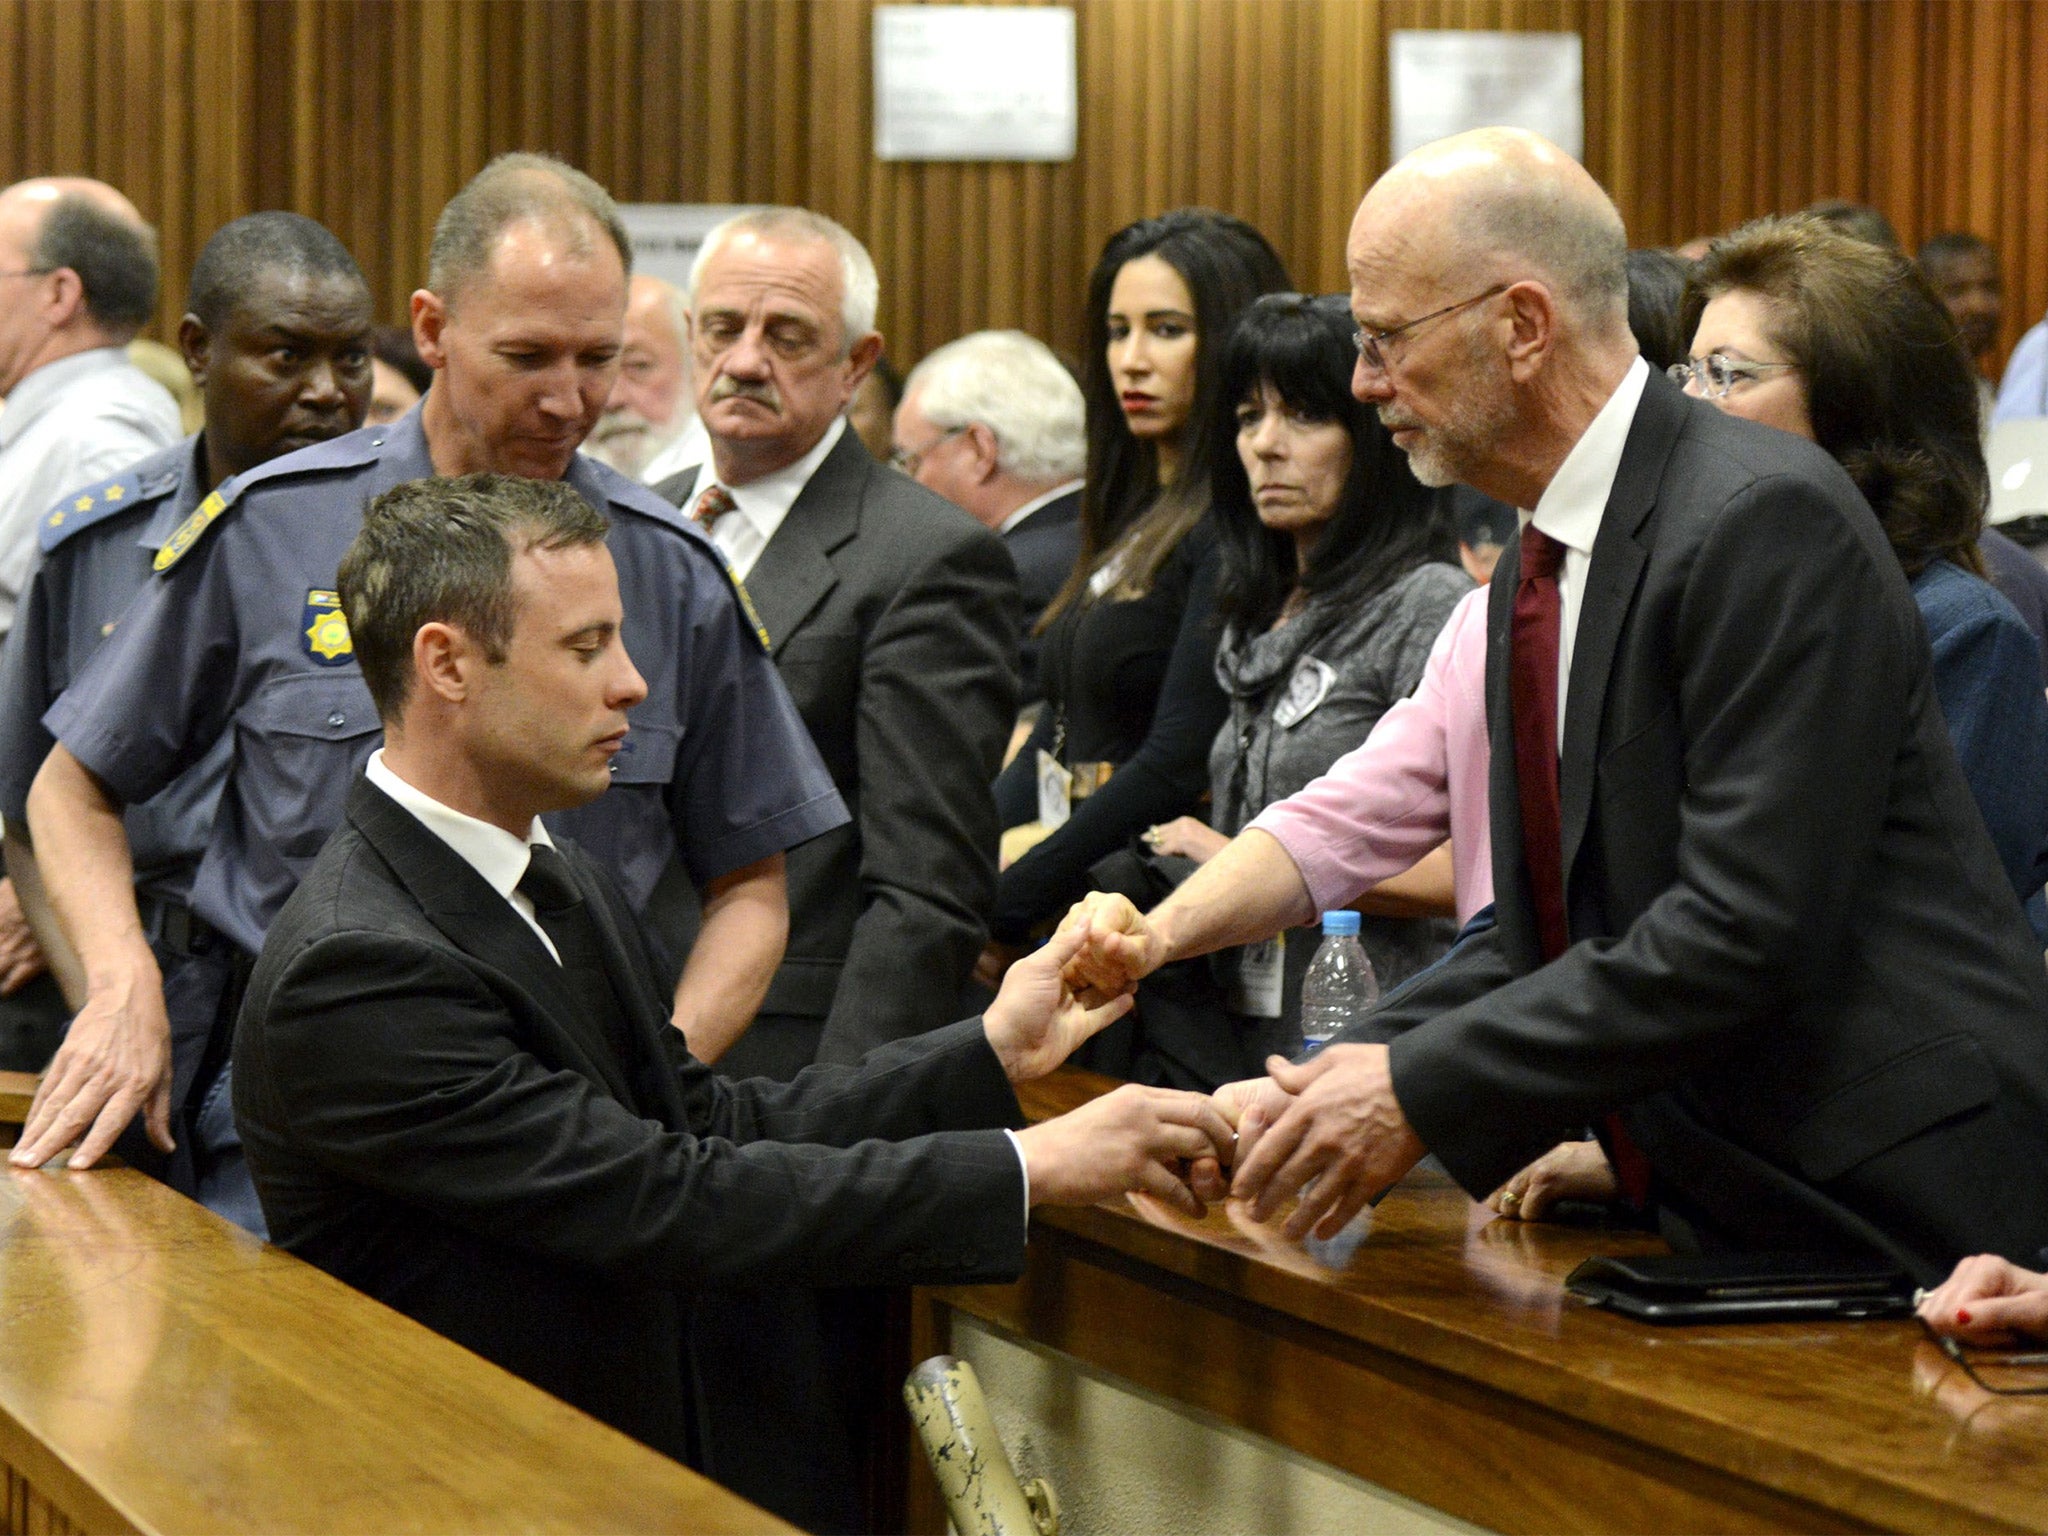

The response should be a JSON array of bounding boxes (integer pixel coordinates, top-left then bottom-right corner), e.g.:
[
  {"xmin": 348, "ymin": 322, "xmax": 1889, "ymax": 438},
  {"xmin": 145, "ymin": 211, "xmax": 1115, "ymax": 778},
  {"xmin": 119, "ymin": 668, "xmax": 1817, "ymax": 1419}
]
[{"xmin": 2, "ymin": 0, "xmax": 2046, "ymax": 373}]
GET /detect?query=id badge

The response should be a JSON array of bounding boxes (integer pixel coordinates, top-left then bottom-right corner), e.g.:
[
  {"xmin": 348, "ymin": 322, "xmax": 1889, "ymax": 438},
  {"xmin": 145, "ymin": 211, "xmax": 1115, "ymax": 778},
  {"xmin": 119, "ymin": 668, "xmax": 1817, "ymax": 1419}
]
[
  {"xmin": 1036, "ymin": 749, "xmax": 1074, "ymax": 829},
  {"xmin": 1231, "ymin": 932, "xmax": 1285, "ymax": 1018}
]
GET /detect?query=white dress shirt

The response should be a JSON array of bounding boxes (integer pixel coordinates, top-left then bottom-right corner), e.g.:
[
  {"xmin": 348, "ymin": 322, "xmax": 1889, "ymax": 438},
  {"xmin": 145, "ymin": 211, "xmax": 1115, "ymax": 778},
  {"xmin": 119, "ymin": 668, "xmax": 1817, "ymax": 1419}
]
[
  {"xmin": 998, "ymin": 478, "xmax": 1084, "ymax": 535},
  {"xmin": 1518, "ymin": 355, "xmax": 1651, "ymax": 750},
  {"xmin": 365, "ymin": 750, "xmax": 564, "ymax": 963},
  {"xmin": 0, "ymin": 347, "xmax": 180, "ymax": 636},
  {"xmin": 674, "ymin": 415, "xmax": 847, "ymax": 579}
]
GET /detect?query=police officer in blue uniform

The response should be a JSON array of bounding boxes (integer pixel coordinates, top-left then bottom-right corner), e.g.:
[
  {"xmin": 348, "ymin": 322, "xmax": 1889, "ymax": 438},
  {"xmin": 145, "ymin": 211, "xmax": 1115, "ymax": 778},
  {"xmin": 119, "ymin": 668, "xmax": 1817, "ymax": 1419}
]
[
  {"xmin": 11, "ymin": 157, "xmax": 846, "ymax": 1227},
  {"xmin": 0, "ymin": 213, "xmax": 377, "ymax": 1197}
]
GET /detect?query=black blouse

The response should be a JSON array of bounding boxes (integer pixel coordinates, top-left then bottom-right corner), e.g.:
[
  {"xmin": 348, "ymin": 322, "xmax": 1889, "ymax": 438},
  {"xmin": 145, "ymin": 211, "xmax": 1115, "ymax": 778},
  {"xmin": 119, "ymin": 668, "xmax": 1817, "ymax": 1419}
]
[{"xmin": 990, "ymin": 518, "xmax": 1226, "ymax": 941}]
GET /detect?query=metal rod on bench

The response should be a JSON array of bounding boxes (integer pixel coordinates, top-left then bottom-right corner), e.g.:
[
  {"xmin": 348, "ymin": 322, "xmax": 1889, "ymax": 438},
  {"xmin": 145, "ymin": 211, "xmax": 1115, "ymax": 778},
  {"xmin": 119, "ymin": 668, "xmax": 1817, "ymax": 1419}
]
[{"xmin": 904, "ymin": 1355, "xmax": 1059, "ymax": 1536}]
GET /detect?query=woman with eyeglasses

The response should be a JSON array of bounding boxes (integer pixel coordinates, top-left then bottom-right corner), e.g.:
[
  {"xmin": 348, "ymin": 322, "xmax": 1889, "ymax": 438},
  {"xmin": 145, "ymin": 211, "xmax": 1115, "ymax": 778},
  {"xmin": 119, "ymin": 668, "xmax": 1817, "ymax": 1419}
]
[
  {"xmin": 983, "ymin": 211, "xmax": 1290, "ymax": 977},
  {"xmin": 1674, "ymin": 214, "xmax": 2048, "ymax": 937}
]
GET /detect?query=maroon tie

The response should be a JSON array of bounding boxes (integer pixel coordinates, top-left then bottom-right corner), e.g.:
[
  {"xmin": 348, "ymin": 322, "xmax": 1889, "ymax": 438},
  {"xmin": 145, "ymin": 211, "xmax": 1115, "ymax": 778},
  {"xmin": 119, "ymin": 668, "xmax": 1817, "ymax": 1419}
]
[
  {"xmin": 1510, "ymin": 526, "xmax": 1570, "ymax": 960},
  {"xmin": 1510, "ymin": 526, "xmax": 1650, "ymax": 1206}
]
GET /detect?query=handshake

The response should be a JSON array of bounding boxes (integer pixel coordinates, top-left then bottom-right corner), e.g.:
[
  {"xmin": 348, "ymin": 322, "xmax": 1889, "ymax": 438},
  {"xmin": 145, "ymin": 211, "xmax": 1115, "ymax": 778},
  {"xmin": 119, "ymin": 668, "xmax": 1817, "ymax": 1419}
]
[{"xmin": 980, "ymin": 893, "xmax": 1426, "ymax": 1239}]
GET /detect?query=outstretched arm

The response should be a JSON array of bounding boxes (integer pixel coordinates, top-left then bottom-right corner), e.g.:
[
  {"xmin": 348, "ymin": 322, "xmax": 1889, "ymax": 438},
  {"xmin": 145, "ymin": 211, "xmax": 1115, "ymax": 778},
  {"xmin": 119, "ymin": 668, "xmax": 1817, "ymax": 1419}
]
[{"xmin": 12, "ymin": 745, "xmax": 171, "ymax": 1167}]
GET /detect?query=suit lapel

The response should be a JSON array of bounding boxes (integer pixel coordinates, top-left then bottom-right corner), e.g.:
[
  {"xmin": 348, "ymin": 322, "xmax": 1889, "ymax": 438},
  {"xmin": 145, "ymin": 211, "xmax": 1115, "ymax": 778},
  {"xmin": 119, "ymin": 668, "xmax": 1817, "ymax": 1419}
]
[
  {"xmin": 1558, "ymin": 370, "xmax": 1688, "ymax": 879},
  {"xmin": 345, "ymin": 778, "xmax": 640, "ymax": 1106},
  {"xmin": 744, "ymin": 429, "xmax": 868, "ymax": 654}
]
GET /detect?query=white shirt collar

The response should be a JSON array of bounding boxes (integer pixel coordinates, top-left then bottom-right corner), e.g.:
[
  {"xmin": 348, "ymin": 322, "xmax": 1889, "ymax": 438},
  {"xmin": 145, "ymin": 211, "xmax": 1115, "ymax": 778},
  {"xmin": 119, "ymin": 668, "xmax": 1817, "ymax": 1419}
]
[
  {"xmin": 365, "ymin": 749, "xmax": 555, "ymax": 904},
  {"xmin": 0, "ymin": 347, "xmax": 137, "ymax": 448},
  {"xmin": 684, "ymin": 414, "xmax": 846, "ymax": 549},
  {"xmin": 1525, "ymin": 356, "xmax": 1650, "ymax": 555},
  {"xmin": 998, "ymin": 479, "xmax": 1083, "ymax": 535}
]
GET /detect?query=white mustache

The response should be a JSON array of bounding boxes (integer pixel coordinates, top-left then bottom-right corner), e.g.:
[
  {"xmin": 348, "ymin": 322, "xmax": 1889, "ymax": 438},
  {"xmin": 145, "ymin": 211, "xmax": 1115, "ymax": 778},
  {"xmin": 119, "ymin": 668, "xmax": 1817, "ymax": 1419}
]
[{"xmin": 710, "ymin": 376, "xmax": 780, "ymax": 410}]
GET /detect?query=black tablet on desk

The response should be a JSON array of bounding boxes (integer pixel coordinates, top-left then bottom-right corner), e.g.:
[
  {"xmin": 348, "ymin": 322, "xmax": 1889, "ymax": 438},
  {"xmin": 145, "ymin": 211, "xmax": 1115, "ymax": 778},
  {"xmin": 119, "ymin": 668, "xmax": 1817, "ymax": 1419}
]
[{"xmin": 1565, "ymin": 1253, "xmax": 1917, "ymax": 1325}]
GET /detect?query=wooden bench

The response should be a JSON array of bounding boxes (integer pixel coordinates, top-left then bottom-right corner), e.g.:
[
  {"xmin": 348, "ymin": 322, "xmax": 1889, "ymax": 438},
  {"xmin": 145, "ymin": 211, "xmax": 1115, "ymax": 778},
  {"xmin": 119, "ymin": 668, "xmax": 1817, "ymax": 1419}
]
[
  {"xmin": 910, "ymin": 1068, "xmax": 2048, "ymax": 1534},
  {"xmin": 0, "ymin": 1072, "xmax": 791, "ymax": 1535}
]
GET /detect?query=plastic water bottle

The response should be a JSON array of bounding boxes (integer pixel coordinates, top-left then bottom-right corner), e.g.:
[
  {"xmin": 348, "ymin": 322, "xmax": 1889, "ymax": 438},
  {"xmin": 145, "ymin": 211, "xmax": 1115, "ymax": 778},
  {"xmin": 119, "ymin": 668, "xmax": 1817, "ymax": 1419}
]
[{"xmin": 1298, "ymin": 911, "xmax": 1378, "ymax": 1054}]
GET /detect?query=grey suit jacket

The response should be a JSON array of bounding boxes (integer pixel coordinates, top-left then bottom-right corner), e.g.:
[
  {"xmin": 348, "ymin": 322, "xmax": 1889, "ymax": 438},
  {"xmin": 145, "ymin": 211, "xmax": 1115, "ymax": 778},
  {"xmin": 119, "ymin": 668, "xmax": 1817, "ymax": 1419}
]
[
  {"xmin": 1345, "ymin": 369, "xmax": 2048, "ymax": 1282},
  {"xmin": 657, "ymin": 431, "xmax": 1020, "ymax": 1065},
  {"xmin": 233, "ymin": 776, "xmax": 1027, "ymax": 1463}
]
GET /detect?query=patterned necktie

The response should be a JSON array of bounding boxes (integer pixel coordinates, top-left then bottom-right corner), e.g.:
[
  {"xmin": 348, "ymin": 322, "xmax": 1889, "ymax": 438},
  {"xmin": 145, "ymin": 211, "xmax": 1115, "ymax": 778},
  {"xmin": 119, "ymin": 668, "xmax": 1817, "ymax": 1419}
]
[
  {"xmin": 1509, "ymin": 525, "xmax": 1652, "ymax": 1207},
  {"xmin": 692, "ymin": 483, "xmax": 737, "ymax": 531}
]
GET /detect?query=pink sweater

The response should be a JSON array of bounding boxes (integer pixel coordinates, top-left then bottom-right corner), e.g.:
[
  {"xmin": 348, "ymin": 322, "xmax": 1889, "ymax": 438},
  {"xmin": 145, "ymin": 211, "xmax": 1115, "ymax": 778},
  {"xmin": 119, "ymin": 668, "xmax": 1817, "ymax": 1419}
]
[{"xmin": 1247, "ymin": 585, "xmax": 1493, "ymax": 923}]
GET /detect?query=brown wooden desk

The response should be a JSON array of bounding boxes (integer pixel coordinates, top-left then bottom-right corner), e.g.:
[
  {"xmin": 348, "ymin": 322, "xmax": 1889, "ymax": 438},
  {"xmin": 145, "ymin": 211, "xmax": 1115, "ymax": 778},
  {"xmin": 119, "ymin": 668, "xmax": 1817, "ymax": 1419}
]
[
  {"xmin": 912, "ymin": 1069, "xmax": 2048, "ymax": 1535},
  {"xmin": 0, "ymin": 1075, "xmax": 790, "ymax": 1536}
]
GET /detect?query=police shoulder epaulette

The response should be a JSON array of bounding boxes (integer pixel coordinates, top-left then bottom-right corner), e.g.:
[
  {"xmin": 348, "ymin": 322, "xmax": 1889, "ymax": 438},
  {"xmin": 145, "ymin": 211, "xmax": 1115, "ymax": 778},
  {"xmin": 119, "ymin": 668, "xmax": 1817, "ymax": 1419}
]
[
  {"xmin": 39, "ymin": 466, "xmax": 164, "ymax": 554},
  {"xmin": 152, "ymin": 428, "xmax": 384, "ymax": 574},
  {"xmin": 610, "ymin": 486, "xmax": 774, "ymax": 653},
  {"xmin": 151, "ymin": 477, "xmax": 241, "ymax": 572}
]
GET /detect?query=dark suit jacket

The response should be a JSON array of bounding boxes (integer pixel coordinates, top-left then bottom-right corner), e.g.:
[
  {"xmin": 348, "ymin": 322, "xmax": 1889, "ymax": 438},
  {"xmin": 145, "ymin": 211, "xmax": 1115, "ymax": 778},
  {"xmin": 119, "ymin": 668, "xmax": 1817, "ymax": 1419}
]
[
  {"xmin": 1345, "ymin": 369, "xmax": 2048, "ymax": 1283},
  {"xmin": 656, "ymin": 430, "xmax": 1020, "ymax": 1066},
  {"xmin": 1003, "ymin": 486, "xmax": 1082, "ymax": 701},
  {"xmin": 233, "ymin": 777, "xmax": 1028, "ymax": 1463}
]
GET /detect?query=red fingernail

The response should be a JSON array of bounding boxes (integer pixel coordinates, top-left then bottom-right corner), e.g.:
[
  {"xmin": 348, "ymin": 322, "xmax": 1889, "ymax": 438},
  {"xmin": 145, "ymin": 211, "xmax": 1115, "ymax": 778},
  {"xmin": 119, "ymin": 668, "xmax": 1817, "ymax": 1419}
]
[{"xmin": 1958, "ymin": 1309, "xmax": 1973, "ymax": 1324}]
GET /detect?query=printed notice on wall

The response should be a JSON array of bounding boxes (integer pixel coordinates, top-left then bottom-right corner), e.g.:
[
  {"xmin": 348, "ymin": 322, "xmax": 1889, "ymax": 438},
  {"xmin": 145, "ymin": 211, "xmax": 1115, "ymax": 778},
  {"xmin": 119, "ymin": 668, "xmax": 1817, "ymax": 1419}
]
[
  {"xmin": 616, "ymin": 205, "xmax": 764, "ymax": 288},
  {"xmin": 1389, "ymin": 31, "xmax": 1583, "ymax": 162},
  {"xmin": 874, "ymin": 6, "xmax": 1077, "ymax": 162}
]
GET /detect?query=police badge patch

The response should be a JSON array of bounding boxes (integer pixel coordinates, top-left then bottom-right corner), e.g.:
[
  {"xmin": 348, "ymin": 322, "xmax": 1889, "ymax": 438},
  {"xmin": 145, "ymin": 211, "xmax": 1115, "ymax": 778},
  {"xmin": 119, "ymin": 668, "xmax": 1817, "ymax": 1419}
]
[{"xmin": 302, "ymin": 589, "xmax": 354, "ymax": 666}]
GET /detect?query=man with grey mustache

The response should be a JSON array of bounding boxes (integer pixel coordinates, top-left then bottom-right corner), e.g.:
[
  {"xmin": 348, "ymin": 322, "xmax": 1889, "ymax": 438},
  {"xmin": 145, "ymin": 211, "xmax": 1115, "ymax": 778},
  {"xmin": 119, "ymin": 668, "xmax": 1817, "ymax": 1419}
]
[{"xmin": 650, "ymin": 206, "xmax": 1020, "ymax": 1533}]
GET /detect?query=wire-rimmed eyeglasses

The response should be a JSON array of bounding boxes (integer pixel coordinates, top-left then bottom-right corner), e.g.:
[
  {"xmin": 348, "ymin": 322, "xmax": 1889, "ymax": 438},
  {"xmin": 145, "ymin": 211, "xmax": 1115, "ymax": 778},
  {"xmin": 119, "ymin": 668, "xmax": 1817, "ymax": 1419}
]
[
  {"xmin": 1353, "ymin": 283, "xmax": 1511, "ymax": 373},
  {"xmin": 1667, "ymin": 353, "xmax": 1800, "ymax": 400},
  {"xmin": 889, "ymin": 423, "xmax": 968, "ymax": 476}
]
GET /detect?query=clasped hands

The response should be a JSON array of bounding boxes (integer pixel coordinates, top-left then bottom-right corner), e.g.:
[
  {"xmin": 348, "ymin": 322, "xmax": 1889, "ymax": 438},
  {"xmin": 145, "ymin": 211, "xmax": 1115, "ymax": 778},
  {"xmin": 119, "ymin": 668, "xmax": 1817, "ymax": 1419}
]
[{"xmin": 1037, "ymin": 893, "xmax": 1428, "ymax": 1241}]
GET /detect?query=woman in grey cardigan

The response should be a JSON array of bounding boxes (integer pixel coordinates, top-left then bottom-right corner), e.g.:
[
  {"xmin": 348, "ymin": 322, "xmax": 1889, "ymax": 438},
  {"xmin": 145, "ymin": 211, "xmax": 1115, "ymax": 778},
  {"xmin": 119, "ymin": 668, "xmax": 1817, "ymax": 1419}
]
[{"xmin": 1130, "ymin": 293, "xmax": 1469, "ymax": 1086}]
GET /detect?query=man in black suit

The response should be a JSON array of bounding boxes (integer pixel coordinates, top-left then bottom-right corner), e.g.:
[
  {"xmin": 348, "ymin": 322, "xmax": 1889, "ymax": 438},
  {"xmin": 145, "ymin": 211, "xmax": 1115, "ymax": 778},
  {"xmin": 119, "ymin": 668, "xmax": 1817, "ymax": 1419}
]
[
  {"xmin": 1066, "ymin": 128, "xmax": 2048, "ymax": 1284},
  {"xmin": 892, "ymin": 329, "xmax": 1085, "ymax": 702},
  {"xmin": 652, "ymin": 209, "xmax": 1018, "ymax": 1079},
  {"xmin": 233, "ymin": 473, "xmax": 1230, "ymax": 1479}
]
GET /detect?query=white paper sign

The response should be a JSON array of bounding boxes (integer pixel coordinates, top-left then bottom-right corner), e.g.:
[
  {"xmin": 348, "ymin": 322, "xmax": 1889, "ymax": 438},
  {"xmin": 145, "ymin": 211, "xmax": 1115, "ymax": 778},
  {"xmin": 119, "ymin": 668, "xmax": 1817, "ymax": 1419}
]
[
  {"xmin": 1389, "ymin": 31, "xmax": 1583, "ymax": 162},
  {"xmin": 874, "ymin": 5, "xmax": 1077, "ymax": 162},
  {"xmin": 617, "ymin": 204, "xmax": 765, "ymax": 289}
]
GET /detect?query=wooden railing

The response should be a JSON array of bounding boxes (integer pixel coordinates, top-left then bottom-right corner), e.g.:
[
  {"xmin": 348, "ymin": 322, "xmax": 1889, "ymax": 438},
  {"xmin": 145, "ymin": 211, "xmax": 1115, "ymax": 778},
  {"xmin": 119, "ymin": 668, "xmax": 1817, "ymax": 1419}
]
[
  {"xmin": 0, "ymin": 1076, "xmax": 791, "ymax": 1536},
  {"xmin": 909, "ymin": 1068, "xmax": 2048, "ymax": 1535}
]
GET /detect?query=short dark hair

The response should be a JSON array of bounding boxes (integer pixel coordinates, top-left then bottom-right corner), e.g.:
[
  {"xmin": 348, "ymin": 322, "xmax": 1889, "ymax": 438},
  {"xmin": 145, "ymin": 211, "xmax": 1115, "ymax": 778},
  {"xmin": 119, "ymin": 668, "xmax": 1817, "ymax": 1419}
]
[
  {"xmin": 186, "ymin": 212, "xmax": 367, "ymax": 331},
  {"xmin": 32, "ymin": 195, "xmax": 158, "ymax": 332},
  {"xmin": 1046, "ymin": 208, "xmax": 1291, "ymax": 627},
  {"xmin": 339, "ymin": 474, "xmax": 610, "ymax": 721},
  {"xmin": 1685, "ymin": 214, "xmax": 1986, "ymax": 579},
  {"xmin": 1210, "ymin": 293, "xmax": 1442, "ymax": 631},
  {"xmin": 1625, "ymin": 248, "xmax": 1694, "ymax": 373},
  {"xmin": 1917, "ymin": 230, "xmax": 1995, "ymax": 270},
  {"xmin": 428, "ymin": 152, "xmax": 631, "ymax": 301}
]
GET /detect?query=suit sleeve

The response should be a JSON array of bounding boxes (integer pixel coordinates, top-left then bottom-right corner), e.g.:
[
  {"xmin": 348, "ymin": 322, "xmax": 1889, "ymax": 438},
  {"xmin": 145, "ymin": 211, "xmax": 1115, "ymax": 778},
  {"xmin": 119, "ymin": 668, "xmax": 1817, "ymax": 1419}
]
[
  {"xmin": 246, "ymin": 928, "xmax": 1027, "ymax": 1290},
  {"xmin": 815, "ymin": 522, "xmax": 1020, "ymax": 1063},
  {"xmin": 1386, "ymin": 474, "xmax": 1929, "ymax": 1195}
]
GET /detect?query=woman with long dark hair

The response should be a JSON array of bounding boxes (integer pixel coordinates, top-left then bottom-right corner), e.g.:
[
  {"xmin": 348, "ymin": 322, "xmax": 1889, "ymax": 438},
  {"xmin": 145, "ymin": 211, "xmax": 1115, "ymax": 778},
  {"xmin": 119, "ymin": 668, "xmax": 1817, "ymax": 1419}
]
[
  {"xmin": 987, "ymin": 210, "xmax": 1290, "ymax": 960},
  {"xmin": 1095, "ymin": 293, "xmax": 1469, "ymax": 1088}
]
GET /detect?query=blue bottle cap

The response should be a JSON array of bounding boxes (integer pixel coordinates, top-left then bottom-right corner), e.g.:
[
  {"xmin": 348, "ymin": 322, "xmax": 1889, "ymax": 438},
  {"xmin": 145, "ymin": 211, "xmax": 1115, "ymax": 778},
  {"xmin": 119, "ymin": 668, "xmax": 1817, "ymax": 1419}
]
[{"xmin": 1320, "ymin": 910, "xmax": 1361, "ymax": 936}]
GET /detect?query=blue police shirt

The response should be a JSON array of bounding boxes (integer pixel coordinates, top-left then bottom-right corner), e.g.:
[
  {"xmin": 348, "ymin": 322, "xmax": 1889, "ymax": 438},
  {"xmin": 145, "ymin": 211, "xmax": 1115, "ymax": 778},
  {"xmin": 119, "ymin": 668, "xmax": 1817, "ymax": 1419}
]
[
  {"xmin": 47, "ymin": 407, "xmax": 847, "ymax": 956},
  {"xmin": 0, "ymin": 436, "xmax": 230, "ymax": 907}
]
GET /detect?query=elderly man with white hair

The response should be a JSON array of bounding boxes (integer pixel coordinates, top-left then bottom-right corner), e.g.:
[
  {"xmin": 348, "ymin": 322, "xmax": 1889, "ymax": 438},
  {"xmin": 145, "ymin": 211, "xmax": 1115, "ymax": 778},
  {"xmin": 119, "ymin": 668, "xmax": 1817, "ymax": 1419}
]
[
  {"xmin": 587, "ymin": 273, "xmax": 711, "ymax": 483},
  {"xmin": 1066, "ymin": 128, "xmax": 2048, "ymax": 1289},
  {"xmin": 893, "ymin": 330, "xmax": 1082, "ymax": 700},
  {"xmin": 650, "ymin": 206, "xmax": 1019, "ymax": 1533}
]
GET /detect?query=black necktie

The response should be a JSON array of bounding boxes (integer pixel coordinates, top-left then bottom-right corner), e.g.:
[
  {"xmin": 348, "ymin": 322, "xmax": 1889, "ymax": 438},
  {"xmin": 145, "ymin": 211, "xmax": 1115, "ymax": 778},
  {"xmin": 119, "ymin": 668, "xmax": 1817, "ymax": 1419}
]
[
  {"xmin": 517, "ymin": 845, "xmax": 633, "ymax": 1064},
  {"xmin": 517, "ymin": 844, "xmax": 595, "ymax": 967}
]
